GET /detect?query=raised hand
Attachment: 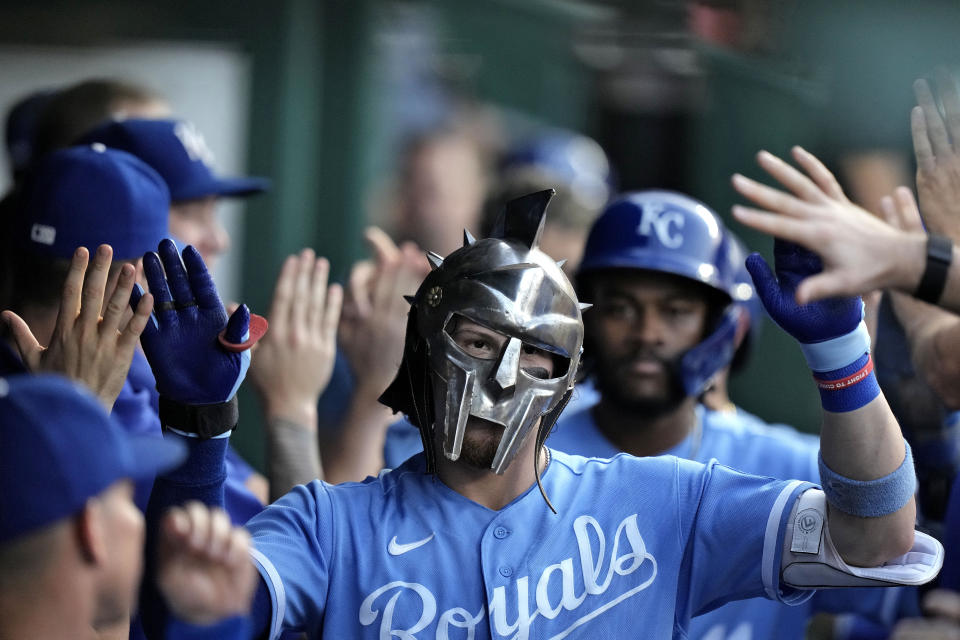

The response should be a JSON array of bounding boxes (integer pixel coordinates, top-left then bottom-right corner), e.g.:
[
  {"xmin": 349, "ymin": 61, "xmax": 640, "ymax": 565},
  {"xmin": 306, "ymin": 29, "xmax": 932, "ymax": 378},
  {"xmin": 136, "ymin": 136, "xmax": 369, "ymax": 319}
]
[
  {"xmin": 156, "ymin": 502, "xmax": 257, "ymax": 625},
  {"xmin": 745, "ymin": 239, "xmax": 862, "ymax": 345},
  {"xmin": 133, "ymin": 238, "xmax": 265, "ymax": 406},
  {"xmin": 913, "ymin": 70, "xmax": 960, "ymax": 242},
  {"xmin": 732, "ymin": 147, "xmax": 925, "ymax": 304},
  {"xmin": 249, "ymin": 248, "xmax": 342, "ymax": 420},
  {"xmin": 339, "ymin": 227, "xmax": 430, "ymax": 396},
  {"xmin": 1, "ymin": 245, "xmax": 153, "ymax": 410}
]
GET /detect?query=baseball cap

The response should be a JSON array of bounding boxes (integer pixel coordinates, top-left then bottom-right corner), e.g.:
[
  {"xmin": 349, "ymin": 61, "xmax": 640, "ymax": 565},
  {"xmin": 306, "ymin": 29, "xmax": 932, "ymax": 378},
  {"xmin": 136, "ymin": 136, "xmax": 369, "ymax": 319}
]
[
  {"xmin": 78, "ymin": 118, "xmax": 269, "ymax": 201},
  {"xmin": 20, "ymin": 144, "xmax": 170, "ymax": 260},
  {"xmin": 5, "ymin": 89, "xmax": 56, "ymax": 180},
  {"xmin": 0, "ymin": 374, "xmax": 186, "ymax": 543}
]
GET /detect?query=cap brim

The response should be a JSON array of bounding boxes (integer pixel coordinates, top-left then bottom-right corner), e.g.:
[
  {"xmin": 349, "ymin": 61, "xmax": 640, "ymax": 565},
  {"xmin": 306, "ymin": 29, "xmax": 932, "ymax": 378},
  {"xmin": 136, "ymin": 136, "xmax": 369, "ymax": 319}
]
[
  {"xmin": 206, "ymin": 176, "xmax": 271, "ymax": 199},
  {"xmin": 126, "ymin": 434, "xmax": 188, "ymax": 480},
  {"xmin": 172, "ymin": 175, "xmax": 270, "ymax": 201}
]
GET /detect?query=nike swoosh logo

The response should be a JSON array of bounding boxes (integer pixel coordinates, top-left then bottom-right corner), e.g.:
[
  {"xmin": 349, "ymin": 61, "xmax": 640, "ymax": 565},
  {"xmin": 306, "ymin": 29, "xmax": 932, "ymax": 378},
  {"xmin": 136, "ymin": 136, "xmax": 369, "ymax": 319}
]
[{"xmin": 388, "ymin": 533, "xmax": 435, "ymax": 556}]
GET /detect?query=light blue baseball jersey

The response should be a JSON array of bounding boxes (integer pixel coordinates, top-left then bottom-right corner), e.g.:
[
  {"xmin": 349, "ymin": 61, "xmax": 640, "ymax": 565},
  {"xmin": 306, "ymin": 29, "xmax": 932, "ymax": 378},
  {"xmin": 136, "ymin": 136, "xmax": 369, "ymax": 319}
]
[
  {"xmin": 550, "ymin": 405, "xmax": 903, "ymax": 640},
  {"xmin": 247, "ymin": 450, "xmax": 812, "ymax": 639}
]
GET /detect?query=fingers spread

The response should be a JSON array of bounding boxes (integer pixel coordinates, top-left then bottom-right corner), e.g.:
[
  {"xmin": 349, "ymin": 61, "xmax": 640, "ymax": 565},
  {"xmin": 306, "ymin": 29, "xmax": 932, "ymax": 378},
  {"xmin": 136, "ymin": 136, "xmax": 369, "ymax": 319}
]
[
  {"xmin": 56, "ymin": 247, "xmax": 89, "ymax": 333},
  {"xmin": 307, "ymin": 256, "xmax": 331, "ymax": 333},
  {"xmin": 291, "ymin": 249, "xmax": 315, "ymax": 332},
  {"xmin": 365, "ymin": 226, "xmax": 401, "ymax": 265},
  {"xmin": 322, "ymin": 283, "xmax": 343, "ymax": 343},
  {"xmin": 182, "ymin": 246, "xmax": 221, "ymax": 310},
  {"xmin": 143, "ymin": 251, "xmax": 175, "ymax": 321},
  {"xmin": 912, "ymin": 106, "xmax": 936, "ymax": 173},
  {"xmin": 2, "ymin": 310, "xmax": 43, "ymax": 370},
  {"xmin": 101, "ymin": 263, "xmax": 136, "ymax": 336},
  {"xmin": 732, "ymin": 172, "xmax": 808, "ymax": 219},
  {"xmin": 756, "ymin": 150, "xmax": 826, "ymax": 203},
  {"xmin": 118, "ymin": 292, "xmax": 154, "ymax": 352},
  {"xmin": 893, "ymin": 187, "xmax": 925, "ymax": 233},
  {"xmin": 159, "ymin": 239, "xmax": 194, "ymax": 309},
  {"xmin": 731, "ymin": 204, "xmax": 817, "ymax": 247},
  {"xmin": 935, "ymin": 67, "xmax": 960, "ymax": 146},
  {"xmin": 268, "ymin": 255, "xmax": 297, "ymax": 329},
  {"xmin": 915, "ymin": 78, "xmax": 952, "ymax": 157},
  {"xmin": 791, "ymin": 146, "xmax": 846, "ymax": 201},
  {"xmin": 78, "ymin": 245, "xmax": 113, "ymax": 329}
]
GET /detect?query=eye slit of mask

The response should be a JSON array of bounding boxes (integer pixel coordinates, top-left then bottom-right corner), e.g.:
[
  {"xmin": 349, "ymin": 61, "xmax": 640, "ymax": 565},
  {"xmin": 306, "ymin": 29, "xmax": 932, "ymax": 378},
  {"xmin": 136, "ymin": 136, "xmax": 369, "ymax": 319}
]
[{"xmin": 445, "ymin": 314, "xmax": 570, "ymax": 379}]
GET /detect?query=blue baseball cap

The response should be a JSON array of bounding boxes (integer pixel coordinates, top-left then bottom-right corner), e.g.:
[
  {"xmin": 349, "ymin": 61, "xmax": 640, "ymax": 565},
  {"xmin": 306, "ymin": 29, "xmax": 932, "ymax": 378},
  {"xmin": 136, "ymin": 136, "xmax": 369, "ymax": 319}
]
[
  {"xmin": 0, "ymin": 374, "xmax": 186, "ymax": 543},
  {"xmin": 5, "ymin": 89, "xmax": 56, "ymax": 179},
  {"xmin": 78, "ymin": 118, "xmax": 269, "ymax": 202},
  {"xmin": 21, "ymin": 144, "xmax": 170, "ymax": 260}
]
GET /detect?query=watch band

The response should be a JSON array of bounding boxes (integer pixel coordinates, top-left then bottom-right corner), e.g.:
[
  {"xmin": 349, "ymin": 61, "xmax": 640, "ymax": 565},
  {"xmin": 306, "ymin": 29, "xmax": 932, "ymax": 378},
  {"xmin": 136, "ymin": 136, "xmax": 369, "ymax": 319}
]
[
  {"xmin": 914, "ymin": 233, "xmax": 953, "ymax": 304},
  {"xmin": 159, "ymin": 395, "xmax": 239, "ymax": 439}
]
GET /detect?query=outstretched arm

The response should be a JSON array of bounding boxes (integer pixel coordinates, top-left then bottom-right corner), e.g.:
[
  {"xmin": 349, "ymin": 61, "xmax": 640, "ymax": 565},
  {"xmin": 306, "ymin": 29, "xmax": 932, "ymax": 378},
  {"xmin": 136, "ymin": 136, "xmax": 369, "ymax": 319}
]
[
  {"xmin": 880, "ymin": 187, "xmax": 960, "ymax": 410},
  {"xmin": 134, "ymin": 239, "xmax": 270, "ymax": 639},
  {"xmin": 731, "ymin": 148, "xmax": 960, "ymax": 313},
  {"xmin": 324, "ymin": 227, "xmax": 429, "ymax": 482},
  {"xmin": 744, "ymin": 237, "xmax": 916, "ymax": 566},
  {"xmin": 249, "ymin": 249, "xmax": 342, "ymax": 499}
]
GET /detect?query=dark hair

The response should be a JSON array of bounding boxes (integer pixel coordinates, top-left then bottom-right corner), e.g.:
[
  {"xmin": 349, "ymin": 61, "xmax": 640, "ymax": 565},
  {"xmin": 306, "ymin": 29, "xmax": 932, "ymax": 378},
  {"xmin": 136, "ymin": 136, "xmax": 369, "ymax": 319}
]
[{"xmin": 32, "ymin": 78, "xmax": 163, "ymax": 161}]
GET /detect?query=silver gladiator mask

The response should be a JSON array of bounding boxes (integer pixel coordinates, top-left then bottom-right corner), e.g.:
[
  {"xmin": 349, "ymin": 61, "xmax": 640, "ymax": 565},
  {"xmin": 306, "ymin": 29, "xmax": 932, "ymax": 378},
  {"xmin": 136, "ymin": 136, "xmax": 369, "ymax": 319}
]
[{"xmin": 380, "ymin": 190, "xmax": 587, "ymax": 476}]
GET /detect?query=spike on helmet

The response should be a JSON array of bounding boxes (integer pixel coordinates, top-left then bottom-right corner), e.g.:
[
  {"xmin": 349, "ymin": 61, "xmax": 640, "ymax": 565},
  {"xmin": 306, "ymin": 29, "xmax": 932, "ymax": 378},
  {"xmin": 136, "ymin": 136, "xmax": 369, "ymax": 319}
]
[
  {"xmin": 577, "ymin": 190, "xmax": 743, "ymax": 396},
  {"xmin": 380, "ymin": 190, "xmax": 586, "ymax": 485}
]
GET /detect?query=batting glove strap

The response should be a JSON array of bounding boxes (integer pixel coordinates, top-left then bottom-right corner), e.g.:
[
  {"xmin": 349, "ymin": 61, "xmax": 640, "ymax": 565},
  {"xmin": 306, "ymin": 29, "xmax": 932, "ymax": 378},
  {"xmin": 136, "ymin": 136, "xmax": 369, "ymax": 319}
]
[
  {"xmin": 798, "ymin": 319, "xmax": 871, "ymax": 372},
  {"xmin": 159, "ymin": 395, "xmax": 239, "ymax": 439}
]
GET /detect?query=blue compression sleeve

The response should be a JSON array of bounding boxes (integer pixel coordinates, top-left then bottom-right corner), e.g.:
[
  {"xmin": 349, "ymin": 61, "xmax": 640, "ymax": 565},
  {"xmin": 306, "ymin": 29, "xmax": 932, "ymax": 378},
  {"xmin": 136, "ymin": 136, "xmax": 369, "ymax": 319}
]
[{"xmin": 141, "ymin": 435, "xmax": 230, "ymax": 639}]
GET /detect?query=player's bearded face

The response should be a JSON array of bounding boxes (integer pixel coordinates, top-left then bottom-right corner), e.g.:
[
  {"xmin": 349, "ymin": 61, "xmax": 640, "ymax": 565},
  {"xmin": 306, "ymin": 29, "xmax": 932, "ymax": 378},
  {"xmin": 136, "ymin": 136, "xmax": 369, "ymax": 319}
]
[{"xmin": 585, "ymin": 273, "xmax": 709, "ymax": 415}]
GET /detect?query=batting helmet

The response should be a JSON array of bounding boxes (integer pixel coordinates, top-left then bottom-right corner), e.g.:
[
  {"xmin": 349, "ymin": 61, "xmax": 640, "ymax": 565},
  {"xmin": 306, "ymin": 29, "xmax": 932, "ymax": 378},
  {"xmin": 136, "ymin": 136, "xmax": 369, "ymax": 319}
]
[{"xmin": 577, "ymin": 190, "xmax": 743, "ymax": 396}]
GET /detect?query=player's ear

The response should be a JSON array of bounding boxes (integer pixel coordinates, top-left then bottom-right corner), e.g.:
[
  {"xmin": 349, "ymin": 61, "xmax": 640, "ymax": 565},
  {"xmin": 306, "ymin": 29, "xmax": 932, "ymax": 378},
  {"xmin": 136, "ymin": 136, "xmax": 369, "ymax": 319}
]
[{"xmin": 74, "ymin": 499, "xmax": 108, "ymax": 566}]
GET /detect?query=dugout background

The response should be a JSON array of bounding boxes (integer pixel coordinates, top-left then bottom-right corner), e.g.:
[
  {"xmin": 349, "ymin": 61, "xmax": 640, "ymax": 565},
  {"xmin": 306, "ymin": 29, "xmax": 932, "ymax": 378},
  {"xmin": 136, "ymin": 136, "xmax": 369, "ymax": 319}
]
[{"xmin": 0, "ymin": 0, "xmax": 957, "ymax": 470}]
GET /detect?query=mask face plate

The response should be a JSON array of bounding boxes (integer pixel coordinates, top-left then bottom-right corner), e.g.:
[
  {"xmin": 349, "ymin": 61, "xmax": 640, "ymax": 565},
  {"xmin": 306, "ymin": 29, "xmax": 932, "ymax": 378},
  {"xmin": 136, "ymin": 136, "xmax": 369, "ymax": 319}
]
[
  {"xmin": 418, "ymin": 239, "xmax": 583, "ymax": 473},
  {"xmin": 379, "ymin": 189, "xmax": 588, "ymax": 475}
]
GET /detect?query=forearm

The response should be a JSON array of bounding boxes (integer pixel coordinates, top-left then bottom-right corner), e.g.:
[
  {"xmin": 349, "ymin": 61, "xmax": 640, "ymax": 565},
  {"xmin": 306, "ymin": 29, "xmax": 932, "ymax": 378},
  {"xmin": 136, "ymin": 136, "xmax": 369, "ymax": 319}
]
[
  {"xmin": 143, "ymin": 435, "xmax": 230, "ymax": 639},
  {"xmin": 891, "ymin": 291, "xmax": 960, "ymax": 409},
  {"xmin": 819, "ymin": 395, "xmax": 917, "ymax": 566},
  {"xmin": 264, "ymin": 405, "xmax": 322, "ymax": 501},
  {"xmin": 321, "ymin": 383, "xmax": 393, "ymax": 484},
  {"xmin": 888, "ymin": 236, "xmax": 960, "ymax": 314}
]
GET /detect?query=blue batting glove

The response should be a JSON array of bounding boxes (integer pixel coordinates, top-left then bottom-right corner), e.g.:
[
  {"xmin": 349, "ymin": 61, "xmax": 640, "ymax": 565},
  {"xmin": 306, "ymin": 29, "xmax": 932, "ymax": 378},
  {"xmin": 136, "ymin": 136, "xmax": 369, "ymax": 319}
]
[
  {"xmin": 132, "ymin": 239, "xmax": 263, "ymax": 405},
  {"xmin": 746, "ymin": 240, "xmax": 878, "ymax": 412},
  {"xmin": 745, "ymin": 239, "xmax": 862, "ymax": 346}
]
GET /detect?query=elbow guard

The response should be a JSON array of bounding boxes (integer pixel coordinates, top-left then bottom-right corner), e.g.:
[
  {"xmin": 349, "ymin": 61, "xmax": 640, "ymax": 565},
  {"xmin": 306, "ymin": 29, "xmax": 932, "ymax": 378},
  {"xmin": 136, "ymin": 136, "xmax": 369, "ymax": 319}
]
[{"xmin": 781, "ymin": 489, "xmax": 943, "ymax": 589}]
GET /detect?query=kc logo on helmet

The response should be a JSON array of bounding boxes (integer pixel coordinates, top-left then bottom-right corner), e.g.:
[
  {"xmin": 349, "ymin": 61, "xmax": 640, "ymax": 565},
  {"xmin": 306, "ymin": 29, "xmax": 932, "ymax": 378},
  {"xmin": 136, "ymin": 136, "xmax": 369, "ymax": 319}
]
[{"xmin": 636, "ymin": 202, "xmax": 684, "ymax": 248}]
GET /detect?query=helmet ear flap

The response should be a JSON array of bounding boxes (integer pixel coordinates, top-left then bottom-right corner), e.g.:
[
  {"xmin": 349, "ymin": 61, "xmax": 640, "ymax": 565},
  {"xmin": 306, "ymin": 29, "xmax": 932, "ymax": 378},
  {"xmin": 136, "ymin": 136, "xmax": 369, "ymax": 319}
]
[{"xmin": 378, "ymin": 306, "xmax": 438, "ymax": 472}]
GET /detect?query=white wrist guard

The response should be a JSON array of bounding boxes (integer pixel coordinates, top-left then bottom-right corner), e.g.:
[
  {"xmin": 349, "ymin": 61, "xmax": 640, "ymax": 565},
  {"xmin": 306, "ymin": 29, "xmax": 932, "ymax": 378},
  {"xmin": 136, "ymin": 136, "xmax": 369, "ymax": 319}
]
[{"xmin": 781, "ymin": 489, "xmax": 943, "ymax": 589}]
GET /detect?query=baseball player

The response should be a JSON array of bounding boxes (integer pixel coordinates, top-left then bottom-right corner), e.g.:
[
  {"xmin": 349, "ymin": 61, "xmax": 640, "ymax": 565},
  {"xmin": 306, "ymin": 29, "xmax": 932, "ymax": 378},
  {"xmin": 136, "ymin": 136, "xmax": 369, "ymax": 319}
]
[
  {"xmin": 0, "ymin": 373, "xmax": 259, "ymax": 640},
  {"xmin": 139, "ymin": 191, "xmax": 940, "ymax": 639},
  {"xmin": 550, "ymin": 190, "xmax": 910, "ymax": 639}
]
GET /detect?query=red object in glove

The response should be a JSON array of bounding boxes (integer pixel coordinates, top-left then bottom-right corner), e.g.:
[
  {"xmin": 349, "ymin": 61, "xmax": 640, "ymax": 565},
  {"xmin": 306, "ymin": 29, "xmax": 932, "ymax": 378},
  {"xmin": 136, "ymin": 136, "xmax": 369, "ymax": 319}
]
[{"xmin": 218, "ymin": 313, "xmax": 268, "ymax": 352}]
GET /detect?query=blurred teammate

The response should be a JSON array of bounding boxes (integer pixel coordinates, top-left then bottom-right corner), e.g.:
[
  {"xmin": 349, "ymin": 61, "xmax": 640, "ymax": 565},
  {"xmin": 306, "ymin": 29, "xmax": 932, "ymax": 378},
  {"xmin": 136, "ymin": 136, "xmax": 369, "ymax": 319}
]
[{"xmin": 137, "ymin": 191, "xmax": 937, "ymax": 639}]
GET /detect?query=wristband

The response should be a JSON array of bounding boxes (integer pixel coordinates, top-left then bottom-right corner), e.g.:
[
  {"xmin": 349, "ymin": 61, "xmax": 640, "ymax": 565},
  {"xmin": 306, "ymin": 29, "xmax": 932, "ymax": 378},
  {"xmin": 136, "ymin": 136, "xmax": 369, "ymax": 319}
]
[
  {"xmin": 812, "ymin": 353, "xmax": 880, "ymax": 412},
  {"xmin": 914, "ymin": 233, "xmax": 953, "ymax": 304},
  {"xmin": 159, "ymin": 395, "xmax": 238, "ymax": 439},
  {"xmin": 819, "ymin": 440, "xmax": 916, "ymax": 518},
  {"xmin": 798, "ymin": 318, "xmax": 870, "ymax": 373}
]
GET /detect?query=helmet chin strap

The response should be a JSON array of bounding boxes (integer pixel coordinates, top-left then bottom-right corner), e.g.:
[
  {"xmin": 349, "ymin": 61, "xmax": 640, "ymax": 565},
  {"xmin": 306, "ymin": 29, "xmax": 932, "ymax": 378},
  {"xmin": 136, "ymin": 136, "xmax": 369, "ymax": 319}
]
[{"xmin": 533, "ymin": 388, "xmax": 574, "ymax": 514}]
